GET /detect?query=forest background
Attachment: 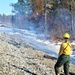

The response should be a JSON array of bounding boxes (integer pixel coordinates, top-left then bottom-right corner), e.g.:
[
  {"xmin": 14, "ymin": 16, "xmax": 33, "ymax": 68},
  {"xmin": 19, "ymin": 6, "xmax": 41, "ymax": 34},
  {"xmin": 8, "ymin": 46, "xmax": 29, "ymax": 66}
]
[{"xmin": 0, "ymin": 0, "xmax": 75, "ymax": 39}]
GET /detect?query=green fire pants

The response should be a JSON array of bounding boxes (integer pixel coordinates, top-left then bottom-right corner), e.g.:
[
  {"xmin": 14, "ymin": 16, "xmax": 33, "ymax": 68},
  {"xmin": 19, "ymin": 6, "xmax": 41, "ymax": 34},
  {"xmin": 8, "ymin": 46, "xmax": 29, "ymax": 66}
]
[{"xmin": 54, "ymin": 54, "xmax": 70, "ymax": 75}]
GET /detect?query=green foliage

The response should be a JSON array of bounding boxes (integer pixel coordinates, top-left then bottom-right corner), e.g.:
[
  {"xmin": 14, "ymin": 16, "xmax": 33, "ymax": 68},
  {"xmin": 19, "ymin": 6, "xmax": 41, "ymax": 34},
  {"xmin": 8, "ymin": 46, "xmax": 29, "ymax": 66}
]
[
  {"xmin": 30, "ymin": 0, "xmax": 59, "ymax": 13},
  {"xmin": 18, "ymin": 0, "xmax": 24, "ymax": 3},
  {"xmin": 59, "ymin": 0, "xmax": 75, "ymax": 13},
  {"xmin": 11, "ymin": 0, "xmax": 31, "ymax": 14},
  {"xmin": 46, "ymin": 0, "xmax": 75, "ymax": 14},
  {"xmin": 46, "ymin": 0, "xmax": 59, "ymax": 13}
]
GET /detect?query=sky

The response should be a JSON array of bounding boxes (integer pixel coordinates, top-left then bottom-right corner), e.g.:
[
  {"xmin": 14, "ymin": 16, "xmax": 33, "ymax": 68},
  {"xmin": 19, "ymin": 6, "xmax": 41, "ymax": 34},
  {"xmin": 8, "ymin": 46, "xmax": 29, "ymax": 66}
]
[{"xmin": 0, "ymin": 0, "xmax": 17, "ymax": 15}]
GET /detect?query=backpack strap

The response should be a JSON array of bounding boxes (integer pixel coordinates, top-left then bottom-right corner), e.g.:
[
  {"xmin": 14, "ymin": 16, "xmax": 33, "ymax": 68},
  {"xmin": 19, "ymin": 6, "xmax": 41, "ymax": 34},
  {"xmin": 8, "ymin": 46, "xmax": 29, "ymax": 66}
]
[
  {"xmin": 63, "ymin": 43, "xmax": 69, "ymax": 51},
  {"xmin": 63, "ymin": 42, "xmax": 71, "ymax": 53}
]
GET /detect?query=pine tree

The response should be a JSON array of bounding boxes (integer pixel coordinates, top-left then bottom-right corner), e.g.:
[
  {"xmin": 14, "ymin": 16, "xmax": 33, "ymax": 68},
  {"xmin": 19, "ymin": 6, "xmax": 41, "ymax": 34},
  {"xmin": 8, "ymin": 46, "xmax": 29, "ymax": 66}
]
[
  {"xmin": 11, "ymin": 0, "xmax": 32, "ymax": 29},
  {"xmin": 30, "ymin": 0, "xmax": 59, "ymax": 14},
  {"xmin": 12, "ymin": 0, "xmax": 31, "ymax": 15},
  {"xmin": 30, "ymin": 0, "xmax": 44, "ymax": 15},
  {"xmin": 59, "ymin": 0, "xmax": 75, "ymax": 36}
]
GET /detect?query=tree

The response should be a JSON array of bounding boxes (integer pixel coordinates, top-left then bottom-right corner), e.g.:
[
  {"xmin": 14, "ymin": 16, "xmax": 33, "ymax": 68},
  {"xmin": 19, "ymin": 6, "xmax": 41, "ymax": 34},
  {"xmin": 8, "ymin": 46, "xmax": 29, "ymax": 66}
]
[
  {"xmin": 30, "ymin": 0, "xmax": 59, "ymax": 14},
  {"xmin": 46, "ymin": 0, "xmax": 59, "ymax": 13},
  {"xmin": 11, "ymin": 0, "xmax": 75, "ymax": 38},
  {"xmin": 12, "ymin": 0, "xmax": 31, "ymax": 15},
  {"xmin": 59, "ymin": 0, "xmax": 75, "ymax": 37},
  {"xmin": 30, "ymin": 0, "xmax": 44, "ymax": 14},
  {"xmin": 11, "ymin": 0, "xmax": 33, "ymax": 29}
]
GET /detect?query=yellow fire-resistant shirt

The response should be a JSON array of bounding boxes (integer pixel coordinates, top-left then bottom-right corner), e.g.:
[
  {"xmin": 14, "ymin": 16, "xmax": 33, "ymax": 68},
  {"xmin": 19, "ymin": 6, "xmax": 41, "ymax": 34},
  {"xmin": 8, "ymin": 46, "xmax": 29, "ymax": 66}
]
[{"xmin": 59, "ymin": 41, "xmax": 72, "ymax": 56}]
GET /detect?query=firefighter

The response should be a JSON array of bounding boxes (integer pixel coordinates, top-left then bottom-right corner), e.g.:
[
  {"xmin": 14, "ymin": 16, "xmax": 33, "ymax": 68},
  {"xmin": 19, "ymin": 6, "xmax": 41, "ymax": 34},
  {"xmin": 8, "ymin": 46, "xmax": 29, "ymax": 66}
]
[{"xmin": 54, "ymin": 33, "xmax": 72, "ymax": 75}]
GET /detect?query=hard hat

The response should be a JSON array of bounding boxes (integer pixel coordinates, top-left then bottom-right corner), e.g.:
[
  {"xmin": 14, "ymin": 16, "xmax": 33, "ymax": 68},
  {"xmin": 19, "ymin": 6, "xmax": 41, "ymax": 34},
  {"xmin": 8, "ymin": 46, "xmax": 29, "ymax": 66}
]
[{"xmin": 63, "ymin": 33, "xmax": 70, "ymax": 39}]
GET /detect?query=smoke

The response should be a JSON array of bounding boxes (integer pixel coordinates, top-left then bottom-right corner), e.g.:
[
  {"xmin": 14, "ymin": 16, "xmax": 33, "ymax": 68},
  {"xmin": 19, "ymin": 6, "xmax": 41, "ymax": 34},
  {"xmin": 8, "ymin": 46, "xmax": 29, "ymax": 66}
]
[{"xmin": 11, "ymin": 0, "xmax": 75, "ymax": 39}]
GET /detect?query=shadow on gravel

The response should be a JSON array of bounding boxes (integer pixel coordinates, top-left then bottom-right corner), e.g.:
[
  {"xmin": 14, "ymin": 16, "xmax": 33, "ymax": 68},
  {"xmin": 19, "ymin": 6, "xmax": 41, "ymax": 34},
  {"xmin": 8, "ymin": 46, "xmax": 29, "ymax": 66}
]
[
  {"xmin": 11, "ymin": 64, "xmax": 37, "ymax": 75},
  {"xmin": 69, "ymin": 72, "xmax": 75, "ymax": 75},
  {"xmin": 43, "ymin": 54, "xmax": 57, "ymax": 60},
  {"xmin": 60, "ymin": 72, "xmax": 75, "ymax": 75}
]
